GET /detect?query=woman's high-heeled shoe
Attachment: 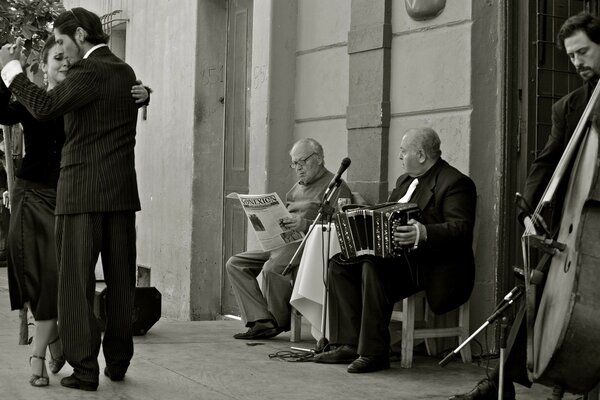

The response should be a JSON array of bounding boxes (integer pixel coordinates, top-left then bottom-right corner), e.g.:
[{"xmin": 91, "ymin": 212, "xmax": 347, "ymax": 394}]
[
  {"xmin": 29, "ymin": 355, "xmax": 49, "ymax": 387},
  {"xmin": 48, "ymin": 337, "xmax": 65, "ymax": 374}
]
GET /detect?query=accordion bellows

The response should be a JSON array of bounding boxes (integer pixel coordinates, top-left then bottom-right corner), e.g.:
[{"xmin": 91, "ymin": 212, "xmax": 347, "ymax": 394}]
[{"xmin": 334, "ymin": 202, "xmax": 422, "ymax": 260}]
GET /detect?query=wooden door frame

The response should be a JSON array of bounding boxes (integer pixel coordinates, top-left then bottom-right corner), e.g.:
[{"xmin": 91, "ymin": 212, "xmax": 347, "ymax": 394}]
[{"xmin": 220, "ymin": 0, "xmax": 253, "ymax": 316}]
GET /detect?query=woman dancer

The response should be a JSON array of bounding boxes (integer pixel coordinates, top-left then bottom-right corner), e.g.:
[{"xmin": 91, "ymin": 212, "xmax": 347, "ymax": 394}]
[{"xmin": 0, "ymin": 36, "xmax": 149, "ymax": 387}]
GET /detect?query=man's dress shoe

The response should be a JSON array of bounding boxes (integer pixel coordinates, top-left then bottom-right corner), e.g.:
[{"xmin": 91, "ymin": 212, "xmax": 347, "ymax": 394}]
[
  {"xmin": 313, "ymin": 345, "xmax": 358, "ymax": 364},
  {"xmin": 448, "ymin": 378, "xmax": 515, "ymax": 400},
  {"xmin": 60, "ymin": 374, "xmax": 98, "ymax": 391},
  {"xmin": 233, "ymin": 324, "xmax": 283, "ymax": 340},
  {"xmin": 104, "ymin": 367, "xmax": 126, "ymax": 381},
  {"xmin": 347, "ymin": 355, "xmax": 390, "ymax": 373}
]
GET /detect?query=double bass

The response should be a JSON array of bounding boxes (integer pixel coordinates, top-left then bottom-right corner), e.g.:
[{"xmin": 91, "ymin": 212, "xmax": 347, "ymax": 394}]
[{"xmin": 522, "ymin": 82, "xmax": 600, "ymax": 395}]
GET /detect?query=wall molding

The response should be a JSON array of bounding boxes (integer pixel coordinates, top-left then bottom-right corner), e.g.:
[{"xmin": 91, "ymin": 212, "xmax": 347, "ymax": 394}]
[
  {"xmin": 392, "ymin": 18, "xmax": 471, "ymax": 37},
  {"xmin": 296, "ymin": 41, "xmax": 348, "ymax": 56},
  {"xmin": 391, "ymin": 105, "xmax": 472, "ymax": 118},
  {"xmin": 295, "ymin": 114, "xmax": 347, "ymax": 124}
]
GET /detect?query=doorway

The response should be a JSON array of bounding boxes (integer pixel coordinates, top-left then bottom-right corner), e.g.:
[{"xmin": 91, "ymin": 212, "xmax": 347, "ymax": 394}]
[{"xmin": 221, "ymin": 0, "xmax": 253, "ymax": 316}]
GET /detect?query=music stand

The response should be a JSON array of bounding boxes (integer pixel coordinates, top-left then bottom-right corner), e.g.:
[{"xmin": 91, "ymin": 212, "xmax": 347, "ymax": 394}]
[{"xmin": 282, "ymin": 178, "xmax": 344, "ymax": 352}]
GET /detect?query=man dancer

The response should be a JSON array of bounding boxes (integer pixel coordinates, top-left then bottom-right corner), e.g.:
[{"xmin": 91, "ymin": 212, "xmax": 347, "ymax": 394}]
[{"xmin": 0, "ymin": 8, "xmax": 144, "ymax": 391}]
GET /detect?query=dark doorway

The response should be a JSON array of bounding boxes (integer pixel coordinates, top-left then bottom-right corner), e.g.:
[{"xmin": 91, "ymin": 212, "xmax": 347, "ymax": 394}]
[{"xmin": 505, "ymin": 0, "xmax": 599, "ymax": 293}]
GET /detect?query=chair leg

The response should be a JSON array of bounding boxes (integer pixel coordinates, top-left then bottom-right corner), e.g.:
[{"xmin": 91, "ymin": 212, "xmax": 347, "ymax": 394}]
[
  {"xmin": 457, "ymin": 302, "xmax": 472, "ymax": 363},
  {"xmin": 423, "ymin": 299, "xmax": 438, "ymax": 356},
  {"xmin": 401, "ymin": 296, "xmax": 416, "ymax": 368},
  {"xmin": 290, "ymin": 307, "xmax": 302, "ymax": 343}
]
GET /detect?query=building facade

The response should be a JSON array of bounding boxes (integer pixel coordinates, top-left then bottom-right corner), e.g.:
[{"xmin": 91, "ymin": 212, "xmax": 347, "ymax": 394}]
[{"xmin": 61, "ymin": 0, "xmax": 594, "ymax": 348}]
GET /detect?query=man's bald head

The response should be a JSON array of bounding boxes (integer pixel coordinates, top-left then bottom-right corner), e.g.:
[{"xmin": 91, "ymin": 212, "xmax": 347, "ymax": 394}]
[
  {"xmin": 403, "ymin": 127, "xmax": 442, "ymax": 160},
  {"xmin": 399, "ymin": 127, "xmax": 442, "ymax": 177}
]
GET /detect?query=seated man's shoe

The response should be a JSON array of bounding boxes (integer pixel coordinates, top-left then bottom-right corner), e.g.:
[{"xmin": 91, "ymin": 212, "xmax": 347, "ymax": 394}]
[
  {"xmin": 313, "ymin": 345, "xmax": 358, "ymax": 364},
  {"xmin": 104, "ymin": 367, "xmax": 125, "ymax": 382},
  {"xmin": 448, "ymin": 378, "xmax": 515, "ymax": 400},
  {"xmin": 347, "ymin": 355, "xmax": 390, "ymax": 373},
  {"xmin": 233, "ymin": 321, "xmax": 283, "ymax": 340},
  {"xmin": 60, "ymin": 374, "xmax": 98, "ymax": 391}
]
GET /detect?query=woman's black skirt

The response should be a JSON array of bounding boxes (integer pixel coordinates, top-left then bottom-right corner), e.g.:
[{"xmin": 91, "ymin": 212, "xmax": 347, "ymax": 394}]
[{"xmin": 7, "ymin": 178, "xmax": 58, "ymax": 320}]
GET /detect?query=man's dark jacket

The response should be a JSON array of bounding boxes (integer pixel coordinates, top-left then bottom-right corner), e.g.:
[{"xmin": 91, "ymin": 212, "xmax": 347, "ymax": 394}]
[
  {"xmin": 390, "ymin": 158, "xmax": 477, "ymax": 314},
  {"xmin": 523, "ymin": 84, "xmax": 589, "ymax": 215},
  {"xmin": 8, "ymin": 46, "xmax": 141, "ymax": 215}
]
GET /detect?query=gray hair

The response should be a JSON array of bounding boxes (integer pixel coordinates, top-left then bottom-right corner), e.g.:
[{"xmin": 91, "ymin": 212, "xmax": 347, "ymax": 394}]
[{"xmin": 290, "ymin": 138, "xmax": 324, "ymax": 159}]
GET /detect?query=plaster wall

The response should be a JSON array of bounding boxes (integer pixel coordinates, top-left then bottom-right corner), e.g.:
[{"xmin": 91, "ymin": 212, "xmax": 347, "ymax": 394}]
[
  {"xmin": 389, "ymin": 5, "xmax": 472, "ymax": 185},
  {"xmin": 294, "ymin": 0, "xmax": 350, "ymax": 171},
  {"xmin": 389, "ymin": 1, "xmax": 504, "ymax": 342},
  {"xmin": 63, "ymin": 0, "xmax": 200, "ymax": 319},
  {"xmin": 248, "ymin": 1, "xmax": 298, "ymax": 249},
  {"xmin": 297, "ymin": 0, "xmax": 350, "ymax": 51},
  {"xmin": 469, "ymin": 0, "xmax": 505, "ymax": 346},
  {"xmin": 249, "ymin": 1, "xmax": 297, "ymax": 194}
]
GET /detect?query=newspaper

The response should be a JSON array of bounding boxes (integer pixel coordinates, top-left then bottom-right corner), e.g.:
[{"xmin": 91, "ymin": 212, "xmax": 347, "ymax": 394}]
[{"xmin": 226, "ymin": 192, "xmax": 304, "ymax": 251}]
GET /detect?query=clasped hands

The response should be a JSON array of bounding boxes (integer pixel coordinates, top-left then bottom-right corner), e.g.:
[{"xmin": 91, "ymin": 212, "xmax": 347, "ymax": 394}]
[
  {"xmin": 0, "ymin": 38, "xmax": 25, "ymax": 69},
  {"xmin": 393, "ymin": 218, "xmax": 426, "ymax": 248}
]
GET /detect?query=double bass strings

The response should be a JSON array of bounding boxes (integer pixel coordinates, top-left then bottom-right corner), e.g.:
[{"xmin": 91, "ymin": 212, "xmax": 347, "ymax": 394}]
[{"xmin": 527, "ymin": 80, "xmax": 600, "ymax": 236}]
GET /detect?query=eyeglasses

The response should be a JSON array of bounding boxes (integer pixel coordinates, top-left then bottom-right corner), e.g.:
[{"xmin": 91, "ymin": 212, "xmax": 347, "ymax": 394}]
[{"xmin": 289, "ymin": 153, "xmax": 317, "ymax": 169}]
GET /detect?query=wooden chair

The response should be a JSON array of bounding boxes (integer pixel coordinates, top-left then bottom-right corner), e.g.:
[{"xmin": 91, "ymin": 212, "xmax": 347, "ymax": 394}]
[
  {"xmin": 391, "ymin": 293, "xmax": 471, "ymax": 368},
  {"xmin": 290, "ymin": 307, "xmax": 302, "ymax": 342}
]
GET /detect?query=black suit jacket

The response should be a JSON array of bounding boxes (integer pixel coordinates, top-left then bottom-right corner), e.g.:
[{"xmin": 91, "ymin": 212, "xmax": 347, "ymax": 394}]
[
  {"xmin": 390, "ymin": 159, "xmax": 477, "ymax": 314},
  {"xmin": 8, "ymin": 46, "xmax": 141, "ymax": 215},
  {"xmin": 520, "ymin": 83, "xmax": 594, "ymax": 232},
  {"xmin": 523, "ymin": 84, "xmax": 589, "ymax": 215}
]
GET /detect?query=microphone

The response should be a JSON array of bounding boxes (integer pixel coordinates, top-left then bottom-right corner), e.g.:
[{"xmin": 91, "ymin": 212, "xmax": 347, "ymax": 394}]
[
  {"xmin": 327, "ymin": 157, "xmax": 351, "ymax": 189},
  {"xmin": 322, "ymin": 157, "xmax": 351, "ymax": 203}
]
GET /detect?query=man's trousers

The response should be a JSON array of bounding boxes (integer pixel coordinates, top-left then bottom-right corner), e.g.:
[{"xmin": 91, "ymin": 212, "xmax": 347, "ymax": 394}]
[
  {"xmin": 328, "ymin": 256, "xmax": 423, "ymax": 356},
  {"xmin": 226, "ymin": 242, "xmax": 300, "ymax": 330},
  {"xmin": 55, "ymin": 211, "xmax": 136, "ymax": 383}
]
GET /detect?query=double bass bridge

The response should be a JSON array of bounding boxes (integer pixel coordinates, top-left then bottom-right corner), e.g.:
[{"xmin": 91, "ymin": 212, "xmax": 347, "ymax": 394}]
[{"xmin": 522, "ymin": 233, "xmax": 566, "ymax": 255}]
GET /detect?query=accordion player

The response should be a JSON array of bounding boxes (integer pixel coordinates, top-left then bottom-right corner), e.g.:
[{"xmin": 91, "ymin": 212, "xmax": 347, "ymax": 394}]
[{"xmin": 333, "ymin": 202, "xmax": 422, "ymax": 260}]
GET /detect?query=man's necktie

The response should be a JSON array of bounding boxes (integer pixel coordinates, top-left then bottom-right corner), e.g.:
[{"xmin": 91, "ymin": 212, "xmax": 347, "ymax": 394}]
[{"xmin": 398, "ymin": 178, "xmax": 419, "ymax": 203}]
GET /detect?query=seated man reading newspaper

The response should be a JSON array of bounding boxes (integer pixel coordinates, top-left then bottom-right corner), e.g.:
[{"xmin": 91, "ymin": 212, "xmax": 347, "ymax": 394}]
[{"xmin": 226, "ymin": 138, "xmax": 352, "ymax": 340}]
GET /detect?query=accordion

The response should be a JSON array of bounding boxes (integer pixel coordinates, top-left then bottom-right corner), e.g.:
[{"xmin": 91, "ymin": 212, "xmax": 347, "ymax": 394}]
[{"xmin": 334, "ymin": 202, "xmax": 421, "ymax": 260}]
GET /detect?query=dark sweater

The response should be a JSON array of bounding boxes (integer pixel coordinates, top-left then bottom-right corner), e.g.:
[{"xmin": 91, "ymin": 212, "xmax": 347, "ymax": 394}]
[{"xmin": 285, "ymin": 168, "xmax": 352, "ymax": 232}]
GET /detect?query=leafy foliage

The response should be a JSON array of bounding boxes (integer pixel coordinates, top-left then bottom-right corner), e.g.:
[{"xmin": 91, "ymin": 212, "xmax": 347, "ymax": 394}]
[{"xmin": 0, "ymin": 0, "xmax": 64, "ymax": 73}]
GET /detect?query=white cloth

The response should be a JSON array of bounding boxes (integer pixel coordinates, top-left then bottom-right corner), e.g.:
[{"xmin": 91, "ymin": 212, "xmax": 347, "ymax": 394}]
[
  {"xmin": 83, "ymin": 44, "xmax": 108, "ymax": 59},
  {"xmin": 1, "ymin": 60, "xmax": 23, "ymax": 87},
  {"xmin": 398, "ymin": 178, "xmax": 419, "ymax": 203},
  {"xmin": 290, "ymin": 223, "xmax": 341, "ymax": 339}
]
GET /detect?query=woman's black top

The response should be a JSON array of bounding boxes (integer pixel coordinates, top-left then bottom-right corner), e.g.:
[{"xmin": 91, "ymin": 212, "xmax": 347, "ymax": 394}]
[{"xmin": 0, "ymin": 82, "xmax": 64, "ymax": 188}]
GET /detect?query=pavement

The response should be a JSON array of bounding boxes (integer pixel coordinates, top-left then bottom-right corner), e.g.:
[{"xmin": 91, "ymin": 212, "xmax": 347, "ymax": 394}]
[{"xmin": 0, "ymin": 267, "xmax": 583, "ymax": 400}]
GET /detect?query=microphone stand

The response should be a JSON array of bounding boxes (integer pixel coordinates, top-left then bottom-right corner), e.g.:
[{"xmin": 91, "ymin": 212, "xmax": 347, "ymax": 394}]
[
  {"xmin": 498, "ymin": 316, "xmax": 510, "ymax": 400},
  {"xmin": 439, "ymin": 285, "xmax": 523, "ymax": 391},
  {"xmin": 281, "ymin": 179, "xmax": 343, "ymax": 352}
]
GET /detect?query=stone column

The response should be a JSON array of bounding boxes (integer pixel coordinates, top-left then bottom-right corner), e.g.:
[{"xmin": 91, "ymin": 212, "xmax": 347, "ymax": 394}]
[
  {"xmin": 248, "ymin": 0, "xmax": 297, "ymax": 249},
  {"xmin": 346, "ymin": 0, "xmax": 392, "ymax": 204}
]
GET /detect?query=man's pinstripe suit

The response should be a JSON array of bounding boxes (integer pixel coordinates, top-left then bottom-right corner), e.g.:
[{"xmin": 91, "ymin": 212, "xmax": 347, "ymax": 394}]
[{"xmin": 9, "ymin": 45, "xmax": 141, "ymax": 383}]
